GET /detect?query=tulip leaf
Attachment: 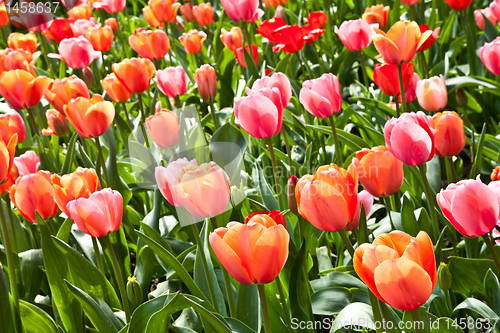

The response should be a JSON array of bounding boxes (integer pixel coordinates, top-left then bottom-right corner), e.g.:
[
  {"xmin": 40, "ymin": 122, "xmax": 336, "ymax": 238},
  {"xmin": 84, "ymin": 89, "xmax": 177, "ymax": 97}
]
[
  {"xmin": 311, "ymin": 287, "xmax": 354, "ymax": 315},
  {"xmin": 470, "ymin": 124, "xmax": 486, "ymax": 178},
  {"xmin": 430, "ymin": 318, "xmax": 465, "ymax": 332},
  {"xmin": 254, "ymin": 162, "xmax": 279, "ymax": 211},
  {"xmin": 235, "ymin": 284, "xmax": 260, "ymax": 331},
  {"xmin": 19, "ymin": 300, "xmax": 59, "ymax": 333},
  {"xmin": 224, "ymin": 318, "xmax": 257, "ymax": 333},
  {"xmin": 483, "ymin": 13, "xmax": 500, "ymax": 42},
  {"xmin": 448, "ymin": 256, "xmax": 500, "ymax": 298},
  {"xmin": 19, "ymin": 249, "xmax": 44, "ymax": 302},
  {"xmin": 306, "ymin": 124, "xmax": 371, "ymax": 151},
  {"xmin": 400, "ymin": 195, "xmax": 419, "ymax": 237},
  {"xmin": 453, "ymin": 298, "xmax": 500, "ymax": 331},
  {"xmin": 331, "ymin": 302, "xmax": 374, "ymax": 332},
  {"xmin": 484, "ymin": 269, "xmax": 500, "ymax": 316},
  {"xmin": 60, "ymin": 132, "xmax": 78, "ymax": 174},
  {"xmin": 181, "ymin": 295, "xmax": 232, "ymax": 333},
  {"xmin": 0, "ymin": 267, "xmax": 15, "ymax": 333}
]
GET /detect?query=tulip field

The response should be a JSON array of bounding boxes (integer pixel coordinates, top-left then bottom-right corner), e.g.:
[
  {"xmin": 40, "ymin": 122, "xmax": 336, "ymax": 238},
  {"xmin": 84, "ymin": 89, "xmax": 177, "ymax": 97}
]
[{"xmin": 4, "ymin": 0, "xmax": 500, "ymax": 332}]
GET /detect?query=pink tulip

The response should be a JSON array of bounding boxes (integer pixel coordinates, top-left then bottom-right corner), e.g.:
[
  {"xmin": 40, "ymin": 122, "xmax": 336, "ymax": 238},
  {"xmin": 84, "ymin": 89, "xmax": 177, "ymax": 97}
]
[
  {"xmin": 70, "ymin": 18, "xmax": 97, "ymax": 37},
  {"xmin": 334, "ymin": 19, "xmax": 375, "ymax": 52},
  {"xmin": 0, "ymin": 111, "xmax": 26, "ymax": 144},
  {"xmin": 146, "ymin": 103, "xmax": 180, "ymax": 149},
  {"xmin": 416, "ymin": 75, "xmax": 448, "ymax": 112},
  {"xmin": 479, "ymin": 36, "xmax": 500, "ymax": 75},
  {"xmin": 14, "ymin": 150, "xmax": 40, "ymax": 177},
  {"xmin": 474, "ymin": 8, "xmax": 497, "ymax": 30},
  {"xmin": 299, "ymin": 73, "xmax": 342, "ymax": 118},
  {"xmin": 67, "ymin": 188, "xmax": 123, "ymax": 238},
  {"xmin": 251, "ymin": 72, "xmax": 292, "ymax": 109},
  {"xmin": 155, "ymin": 158, "xmax": 198, "ymax": 206},
  {"xmin": 490, "ymin": 0, "xmax": 500, "ymax": 21},
  {"xmin": 157, "ymin": 66, "xmax": 189, "ymax": 98},
  {"xmin": 401, "ymin": 0, "xmax": 420, "ymax": 5},
  {"xmin": 93, "ymin": 0, "xmax": 126, "ymax": 13},
  {"xmin": 49, "ymin": 37, "xmax": 101, "ymax": 69},
  {"xmin": 220, "ymin": 0, "xmax": 264, "ymax": 23},
  {"xmin": 437, "ymin": 178, "xmax": 500, "ymax": 238},
  {"xmin": 345, "ymin": 190, "xmax": 374, "ymax": 231},
  {"xmin": 384, "ymin": 111, "xmax": 436, "ymax": 166},
  {"xmin": 404, "ymin": 73, "xmax": 420, "ymax": 103}
]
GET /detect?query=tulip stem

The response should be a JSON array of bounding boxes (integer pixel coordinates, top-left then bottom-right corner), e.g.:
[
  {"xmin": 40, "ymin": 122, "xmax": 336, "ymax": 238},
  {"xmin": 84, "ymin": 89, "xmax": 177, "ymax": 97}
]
[
  {"xmin": 368, "ymin": 291, "xmax": 384, "ymax": 333},
  {"xmin": 483, "ymin": 235, "xmax": 500, "ymax": 275},
  {"xmin": 338, "ymin": 228, "xmax": 354, "ymax": 257},
  {"xmin": 92, "ymin": 236, "xmax": 105, "ymax": 274},
  {"xmin": 257, "ymin": 284, "xmax": 271, "ymax": 333},
  {"xmin": 417, "ymin": 164, "xmax": 440, "ymax": 242},
  {"xmin": 394, "ymin": 97, "xmax": 400, "ymax": 118},
  {"xmin": 282, "ymin": 127, "xmax": 294, "ymax": 176},
  {"xmin": 410, "ymin": 309, "xmax": 426, "ymax": 333},
  {"xmin": 329, "ymin": 116, "xmax": 343, "ymax": 166},
  {"xmin": 266, "ymin": 137, "xmax": 284, "ymax": 211},
  {"xmin": 445, "ymin": 157, "xmax": 457, "ymax": 183},
  {"xmin": 209, "ymin": 101, "xmax": 220, "ymax": 130},
  {"xmin": 137, "ymin": 94, "xmax": 151, "ymax": 148},
  {"xmin": 241, "ymin": 22, "xmax": 256, "ymax": 69},
  {"xmin": 397, "ymin": 63, "xmax": 407, "ymax": 113},
  {"xmin": 121, "ymin": 102, "xmax": 132, "ymax": 128},
  {"xmin": 460, "ymin": 10, "xmax": 477, "ymax": 76},
  {"xmin": 383, "ymin": 197, "xmax": 396, "ymax": 230},
  {"xmin": 94, "ymin": 137, "xmax": 111, "ymax": 188},
  {"xmin": 36, "ymin": 32, "xmax": 56, "ymax": 77},
  {"xmin": 103, "ymin": 234, "xmax": 131, "ymax": 321},
  {"xmin": 358, "ymin": 51, "xmax": 370, "ymax": 88},
  {"xmin": 169, "ymin": 24, "xmax": 180, "ymax": 65},
  {"xmin": 420, "ymin": 52, "xmax": 429, "ymax": 78}
]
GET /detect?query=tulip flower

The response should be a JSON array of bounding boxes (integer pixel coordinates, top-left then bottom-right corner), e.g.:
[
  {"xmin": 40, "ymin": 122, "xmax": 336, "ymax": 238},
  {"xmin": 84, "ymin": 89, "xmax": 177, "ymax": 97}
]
[
  {"xmin": 44, "ymin": 75, "xmax": 90, "ymax": 115},
  {"xmin": 0, "ymin": 69, "xmax": 52, "ymax": 110},
  {"xmin": 157, "ymin": 66, "xmax": 189, "ymax": 99},
  {"xmin": 475, "ymin": 8, "xmax": 497, "ymax": 30},
  {"xmin": 245, "ymin": 210, "xmax": 286, "ymax": 228},
  {"xmin": 401, "ymin": 0, "xmax": 419, "ymax": 5},
  {"xmin": 417, "ymin": 24, "xmax": 440, "ymax": 51},
  {"xmin": 287, "ymin": 176, "xmax": 299, "ymax": 214},
  {"xmin": 143, "ymin": 5, "xmax": 164, "ymax": 27},
  {"xmin": 220, "ymin": 0, "xmax": 264, "ymax": 23},
  {"xmin": 0, "ymin": 48, "xmax": 35, "ymax": 75},
  {"xmin": 295, "ymin": 163, "xmax": 358, "ymax": 232},
  {"xmin": 194, "ymin": 65, "xmax": 217, "ymax": 101},
  {"xmin": 384, "ymin": 111, "xmax": 436, "ymax": 166},
  {"xmin": 180, "ymin": 3, "xmax": 195, "ymax": 22},
  {"xmin": 258, "ymin": 18, "xmax": 286, "ymax": 43},
  {"xmin": 235, "ymin": 45, "xmax": 259, "ymax": 68},
  {"xmin": 64, "ymin": 95, "xmax": 115, "ymax": 138},
  {"xmin": 492, "ymin": 166, "xmax": 500, "ymax": 181},
  {"xmin": 105, "ymin": 18, "xmax": 119, "ymax": 32},
  {"xmin": 42, "ymin": 109, "xmax": 70, "ymax": 137},
  {"xmin": 13, "ymin": 150, "xmax": 39, "ymax": 178},
  {"xmin": 263, "ymin": 0, "xmax": 287, "ymax": 8},
  {"xmin": 444, "ymin": 0, "xmax": 473, "ymax": 11},
  {"xmin": 272, "ymin": 25, "xmax": 306, "ymax": 54},
  {"xmin": 373, "ymin": 21, "xmax": 432, "ymax": 64},
  {"xmin": 155, "ymin": 157, "xmax": 197, "ymax": 206},
  {"xmin": 354, "ymin": 230, "xmax": 436, "ymax": 311},
  {"xmin": 0, "ymin": 134, "xmax": 17, "ymax": 185},
  {"xmin": 68, "ymin": 3, "xmax": 93, "ymax": 20},
  {"xmin": 129, "ymin": 28, "xmax": 170, "ymax": 60},
  {"xmin": 49, "ymin": 37, "xmax": 101, "ymax": 69},
  {"xmin": 335, "ymin": 19, "xmax": 374, "ymax": 52},
  {"xmin": 352, "ymin": 146, "xmax": 404, "ymax": 197},
  {"xmin": 112, "ymin": 58, "xmax": 156, "ymax": 93},
  {"xmin": 251, "ymin": 73, "xmax": 291, "ymax": 111},
  {"xmin": 362, "ymin": 5, "xmax": 389, "ymax": 29},
  {"xmin": 373, "ymin": 63, "xmax": 414, "ymax": 97},
  {"xmin": 193, "ymin": 3, "xmax": 214, "ymax": 26},
  {"xmin": 416, "ymin": 75, "xmax": 447, "ymax": 112},
  {"xmin": 71, "ymin": 18, "xmax": 97, "ymax": 37},
  {"xmin": 85, "ymin": 25, "xmax": 114, "ymax": 52},
  {"xmin": 179, "ymin": 29, "xmax": 207, "ymax": 54},
  {"xmin": 429, "ymin": 112, "xmax": 465, "ymax": 157},
  {"xmin": 404, "ymin": 73, "xmax": 420, "ymax": 103},
  {"xmin": 220, "ymin": 27, "xmax": 243, "ymax": 52},
  {"xmin": 148, "ymin": 0, "xmax": 180, "ymax": 24},
  {"xmin": 10, "ymin": 171, "xmax": 59, "ymax": 222},
  {"xmin": 0, "ymin": 111, "xmax": 25, "ymax": 144},
  {"xmin": 479, "ymin": 37, "xmax": 500, "ymax": 75},
  {"xmin": 67, "ymin": 188, "xmax": 123, "ymax": 237},
  {"xmin": 300, "ymin": 73, "xmax": 342, "ymax": 119},
  {"xmin": 93, "ymin": 0, "xmax": 126, "ymax": 13},
  {"xmin": 491, "ymin": 0, "xmax": 500, "ymax": 21},
  {"xmin": 304, "ymin": 11, "xmax": 328, "ymax": 29},
  {"xmin": 346, "ymin": 190, "xmax": 374, "ymax": 231},
  {"xmin": 7, "ymin": 32, "xmax": 38, "ymax": 54},
  {"xmin": 101, "ymin": 73, "xmax": 132, "ymax": 103},
  {"xmin": 42, "ymin": 18, "xmax": 74, "ymax": 43},
  {"xmin": 52, "ymin": 167, "xmax": 101, "ymax": 217},
  {"xmin": 145, "ymin": 107, "xmax": 180, "ymax": 149},
  {"xmin": 0, "ymin": 3, "xmax": 8, "ymax": 27}
]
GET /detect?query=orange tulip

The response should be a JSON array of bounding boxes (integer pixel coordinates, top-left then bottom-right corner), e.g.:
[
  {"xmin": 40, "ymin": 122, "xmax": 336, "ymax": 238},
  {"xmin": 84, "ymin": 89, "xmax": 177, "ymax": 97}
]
[
  {"xmin": 105, "ymin": 18, "xmax": 119, "ymax": 32},
  {"xmin": 0, "ymin": 3, "xmax": 9, "ymax": 27},
  {"xmin": 10, "ymin": 170, "xmax": 59, "ymax": 222},
  {"xmin": 146, "ymin": 106, "xmax": 180, "ymax": 148},
  {"xmin": 0, "ymin": 111, "xmax": 26, "ymax": 144},
  {"xmin": 52, "ymin": 167, "xmax": 101, "ymax": 216},
  {"xmin": 209, "ymin": 217, "xmax": 289, "ymax": 284},
  {"xmin": 148, "ymin": 0, "xmax": 180, "ymax": 24},
  {"xmin": 42, "ymin": 109, "xmax": 70, "ymax": 137},
  {"xmin": 263, "ymin": 0, "xmax": 288, "ymax": 8},
  {"xmin": 179, "ymin": 29, "xmax": 207, "ymax": 54},
  {"xmin": 64, "ymin": 95, "xmax": 115, "ymax": 138},
  {"xmin": 0, "ymin": 70, "xmax": 52, "ymax": 110},
  {"xmin": 194, "ymin": 64, "xmax": 217, "ymax": 101},
  {"xmin": 85, "ymin": 25, "xmax": 114, "ymax": 52},
  {"xmin": 44, "ymin": 75, "xmax": 90, "ymax": 115},
  {"xmin": 100, "ymin": 73, "xmax": 132, "ymax": 103},
  {"xmin": 68, "ymin": 3, "xmax": 93, "ymax": 20},
  {"xmin": 143, "ymin": 5, "xmax": 164, "ymax": 28},
  {"xmin": 362, "ymin": 5, "xmax": 390, "ymax": 29},
  {"xmin": 354, "ymin": 230, "xmax": 437, "ymax": 311},
  {"xmin": 295, "ymin": 163, "xmax": 358, "ymax": 232},
  {"xmin": 193, "ymin": 3, "xmax": 214, "ymax": 26},
  {"xmin": 7, "ymin": 32, "xmax": 37, "ymax": 54},
  {"xmin": 220, "ymin": 27, "xmax": 243, "ymax": 51},
  {"xmin": 129, "ymin": 28, "xmax": 170, "ymax": 60},
  {"xmin": 0, "ymin": 48, "xmax": 35, "ymax": 75},
  {"xmin": 0, "ymin": 134, "xmax": 17, "ymax": 185},
  {"xmin": 352, "ymin": 146, "xmax": 404, "ymax": 197},
  {"xmin": 429, "ymin": 111, "xmax": 466, "ymax": 157},
  {"xmin": 180, "ymin": 3, "xmax": 195, "ymax": 22},
  {"xmin": 372, "ymin": 21, "xmax": 432, "ymax": 64},
  {"xmin": 112, "ymin": 58, "xmax": 156, "ymax": 94}
]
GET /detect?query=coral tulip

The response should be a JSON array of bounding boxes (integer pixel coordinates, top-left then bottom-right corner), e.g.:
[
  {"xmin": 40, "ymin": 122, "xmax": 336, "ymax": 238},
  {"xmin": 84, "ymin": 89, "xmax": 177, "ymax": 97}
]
[
  {"xmin": 417, "ymin": 24, "xmax": 440, "ymax": 51},
  {"xmin": 416, "ymin": 75, "xmax": 447, "ymax": 112},
  {"xmin": 0, "ymin": 48, "xmax": 35, "ymax": 75},
  {"xmin": 245, "ymin": 210, "xmax": 286, "ymax": 228},
  {"xmin": 44, "ymin": 75, "xmax": 89, "ymax": 114},
  {"xmin": 479, "ymin": 36, "xmax": 500, "ymax": 75},
  {"xmin": 129, "ymin": 28, "xmax": 170, "ymax": 60},
  {"xmin": 263, "ymin": 0, "xmax": 287, "ymax": 9},
  {"xmin": 112, "ymin": 58, "xmax": 156, "ymax": 93},
  {"xmin": 146, "ymin": 107, "xmax": 180, "ymax": 148},
  {"xmin": 0, "ymin": 134, "xmax": 17, "ymax": 185},
  {"xmin": 68, "ymin": 3, "xmax": 93, "ymax": 20},
  {"xmin": 71, "ymin": 18, "xmax": 97, "ymax": 37},
  {"xmin": 50, "ymin": 36, "xmax": 101, "ymax": 69},
  {"xmin": 105, "ymin": 18, "xmax": 119, "ymax": 32},
  {"xmin": 300, "ymin": 73, "xmax": 342, "ymax": 118},
  {"xmin": 193, "ymin": 3, "xmax": 214, "ymax": 26},
  {"xmin": 0, "ymin": 111, "xmax": 25, "ymax": 144},
  {"xmin": 221, "ymin": 0, "xmax": 264, "ymax": 23},
  {"xmin": 209, "ymin": 219, "xmax": 289, "ymax": 284},
  {"xmin": 0, "ymin": 3, "xmax": 8, "ymax": 27},
  {"xmin": 220, "ymin": 27, "xmax": 243, "ymax": 52},
  {"xmin": 429, "ymin": 111, "xmax": 465, "ymax": 157},
  {"xmin": 194, "ymin": 65, "xmax": 217, "ymax": 101},
  {"xmin": 346, "ymin": 190, "xmax": 374, "ymax": 231},
  {"xmin": 93, "ymin": 0, "xmax": 126, "ymax": 13},
  {"xmin": 235, "ymin": 45, "xmax": 259, "ymax": 68},
  {"xmin": 335, "ymin": 19, "xmax": 374, "ymax": 52},
  {"xmin": 362, "ymin": 5, "xmax": 389, "ymax": 29},
  {"xmin": 179, "ymin": 29, "xmax": 207, "ymax": 54},
  {"xmin": 10, "ymin": 171, "xmax": 59, "ymax": 222},
  {"xmin": 42, "ymin": 18, "xmax": 74, "ymax": 43},
  {"xmin": 0, "ymin": 69, "xmax": 52, "ymax": 110},
  {"xmin": 64, "ymin": 95, "xmax": 115, "ymax": 138},
  {"xmin": 67, "ymin": 188, "xmax": 123, "ymax": 237},
  {"xmin": 13, "ymin": 150, "xmax": 40, "ymax": 177},
  {"xmin": 372, "ymin": 21, "xmax": 432, "ymax": 64},
  {"xmin": 352, "ymin": 146, "xmax": 404, "ymax": 197},
  {"xmin": 52, "ymin": 167, "xmax": 101, "ymax": 216},
  {"xmin": 258, "ymin": 17, "xmax": 286, "ymax": 43},
  {"xmin": 180, "ymin": 4, "xmax": 195, "ymax": 22},
  {"xmin": 7, "ymin": 32, "xmax": 37, "ymax": 54},
  {"xmin": 143, "ymin": 5, "xmax": 164, "ymax": 28},
  {"xmin": 354, "ymin": 230, "xmax": 436, "ymax": 311},
  {"xmin": 444, "ymin": 0, "xmax": 473, "ymax": 11},
  {"xmin": 148, "ymin": 0, "xmax": 180, "ymax": 24},
  {"xmin": 85, "ymin": 25, "xmax": 114, "ymax": 52},
  {"xmin": 474, "ymin": 8, "xmax": 497, "ymax": 31},
  {"xmin": 373, "ymin": 63, "xmax": 414, "ymax": 97},
  {"xmin": 384, "ymin": 111, "xmax": 436, "ymax": 166},
  {"xmin": 252, "ymin": 72, "xmax": 291, "ymax": 109},
  {"xmin": 42, "ymin": 109, "xmax": 70, "ymax": 137},
  {"xmin": 100, "ymin": 73, "xmax": 132, "ymax": 103},
  {"xmin": 437, "ymin": 178, "xmax": 500, "ymax": 237},
  {"xmin": 157, "ymin": 66, "xmax": 189, "ymax": 98}
]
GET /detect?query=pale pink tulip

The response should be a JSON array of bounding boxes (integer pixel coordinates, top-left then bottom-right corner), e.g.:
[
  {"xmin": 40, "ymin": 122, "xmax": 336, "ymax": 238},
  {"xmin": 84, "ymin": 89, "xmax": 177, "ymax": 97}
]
[
  {"xmin": 416, "ymin": 75, "xmax": 448, "ymax": 112},
  {"xmin": 49, "ymin": 36, "xmax": 101, "ymax": 69},
  {"xmin": 335, "ymin": 19, "xmax": 375, "ymax": 52},
  {"xmin": 157, "ymin": 66, "xmax": 189, "ymax": 98},
  {"xmin": 14, "ymin": 151, "xmax": 40, "ymax": 177}
]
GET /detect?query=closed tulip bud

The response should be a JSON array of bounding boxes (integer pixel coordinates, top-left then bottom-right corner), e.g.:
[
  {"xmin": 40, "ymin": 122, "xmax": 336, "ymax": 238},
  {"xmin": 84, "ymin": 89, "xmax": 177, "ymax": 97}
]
[
  {"xmin": 347, "ymin": 190, "xmax": 374, "ymax": 231},
  {"xmin": 274, "ymin": 6, "xmax": 286, "ymax": 21},
  {"xmin": 67, "ymin": 188, "xmax": 123, "ymax": 237},
  {"xmin": 0, "ymin": 134, "xmax": 17, "ymax": 185},
  {"xmin": 129, "ymin": 28, "xmax": 170, "ymax": 60},
  {"xmin": 143, "ymin": 6, "xmax": 164, "ymax": 28},
  {"xmin": 145, "ymin": 108, "xmax": 180, "ymax": 149},
  {"xmin": 112, "ymin": 58, "xmax": 156, "ymax": 93},
  {"xmin": 416, "ymin": 75, "xmax": 447, "ymax": 112},
  {"xmin": 479, "ymin": 37, "xmax": 500, "ymax": 75},
  {"xmin": 0, "ymin": 3, "xmax": 8, "ymax": 27},
  {"xmin": 230, "ymin": 185, "xmax": 245, "ymax": 207},
  {"xmin": 13, "ymin": 150, "xmax": 40, "ymax": 177},
  {"xmin": 354, "ymin": 230, "xmax": 436, "ymax": 311},
  {"xmin": 384, "ymin": 111, "xmax": 436, "ymax": 166},
  {"xmin": 11, "ymin": 170, "xmax": 59, "ymax": 222},
  {"xmin": 85, "ymin": 25, "xmax": 114, "ymax": 52},
  {"xmin": 437, "ymin": 263, "xmax": 452, "ymax": 291},
  {"xmin": 93, "ymin": 0, "xmax": 126, "ymax": 13},
  {"xmin": 417, "ymin": 24, "xmax": 440, "ymax": 51},
  {"xmin": 180, "ymin": 3, "xmax": 195, "ymax": 22},
  {"xmin": 42, "ymin": 109, "xmax": 70, "ymax": 137},
  {"xmin": 44, "ymin": 75, "xmax": 90, "ymax": 115},
  {"xmin": 157, "ymin": 66, "xmax": 189, "ymax": 98},
  {"xmin": 105, "ymin": 18, "xmax": 119, "ymax": 32},
  {"xmin": 64, "ymin": 95, "xmax": 115, "ymax": 138},
  {"xmin": 126, "ymin": 277, "xmax": 143, "ymax": 309},
  {"xmin": 444, "ymin": 0, "xmax": 473, "ymax": 11},
  {"xmin": 148, "ymin": 0, "xmax": 180, "ymax": 24},
  {"xmin": 300, "ymin": 73, "xmax": 342, "ymax": 118},
  {"xmin": 42, "ymin": 18, "xmax": 74, "ymax": 43},
  {"xmin": 179, "ymin": 29, "xmax": 207, "ymax": 54},
  {"xmin": 295, "ymin": 163, "xmax": 358, "ymax": 232},
  {"xmin": 287, "ymin": 176, "xmax": 298, "ymax": 215},
  {"xmin": 209, "ymin": 219, "xmax": 289, "ymax": 284},
  {"xmin": 373, "ymin": 63, "xmax": 414, "ymax": 97},
  {"xmin": 335, "ymin": 19, "xmax": 375, "ymax": 52},
  {"xmin": 194, "ymin": 64, "xmax": 217, "ymax": 101},
  {"xmin": 429, "ymin": 112, "xmax": 465, "ymax": 157},
  {"xmin": 0, "ymin": 69, "xmax": 52, "ymax": 110},
  {"xmin": 362, "ymin": 5, "xmax": 389, "ymax": 29},
  {"xmin": 352, "ymin": 146, "xmax": 404, "ymax": 197},
  {"xmin": 8, "ymin": 32, "xmax": 38, "ymax": 54},
  {"xmin": 235, "ymin": 45, "xmax": 259, "ymax": 68},
  {"xmin": 0, "ymin": 111, "xmax": 26, "ymax": 144},
  {"xmin": 221, "ymin": 0, "xmax": 264, "ymax": 23},
  {"xmin": 492, "ymin": 166, "xmax": 500, "ymax": 181},
  {"xmin": 82, "ymin": 67, "xmax": 95, "ymax": 87},
  {"xmin": 193, "ymin": 3, "xmax": 214, "ymax": 26},
  {"xmin": 49, "ymin": 36, "xmax": 101, "ymax": 69},
  {"xmin": 455, "ymin": 87, "xmax": 468, "ymax": 107},
  {"xmin": 101, "ymin": 73, "xmax": 132, "ymax": 103}
]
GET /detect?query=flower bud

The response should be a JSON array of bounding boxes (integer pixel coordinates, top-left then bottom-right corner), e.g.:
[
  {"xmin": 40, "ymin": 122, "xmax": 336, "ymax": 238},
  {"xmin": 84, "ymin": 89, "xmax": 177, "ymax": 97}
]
[
  {"xmin": 230, "ymin": 185, "xmax": 245, "ymax": 207},
  {"xmin": 42, "ymin": 110, "xmax": 70, "ymax": 137},
  {"xmin": 287, "ymin": 176, "xmax": 298, "ymax": 215},
  {"xmin": 492, "ymin": 166, "xmax": 500, "ymax": 181},
  {"xmin": 437, "ymin": 262, "xmax": 452, "ymax": 291},
  {"xmin": 456, "ymin": 88, "xmax": 468, "ymax": 107},
  {"xmin": 82, "ymin": 66, "xmax": 95, "ymax": 87},
  {"xmin": 127, "ymin": 276, "xmax": 143, "ymax": 309}
]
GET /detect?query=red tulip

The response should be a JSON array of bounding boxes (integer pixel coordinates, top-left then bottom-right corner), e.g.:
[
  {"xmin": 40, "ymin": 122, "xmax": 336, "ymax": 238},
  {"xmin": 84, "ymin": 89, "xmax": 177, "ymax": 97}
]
[
  {"xmin": 444, "ymin": 0, "xmax": 473, "ymax": 11},
  {"xmin": 258, "ymin": 17, "xmax": 286, "ymax": 43},
  {"xmin": 245, "ymin": 210, "xmax": 286, "ymax": 228},
  {"xmin": 235, "ymin": 45, "xmax": 259, "ymax": 68},
  {"xmin": 373, "ymin": 63, "xmax": 414, "ymax": 97},
  {"xmin": 42, "ymin": 18, "xmax": 74, "ymax": 43},
  {"xmin": 404, "ymin": 73, "xmax": 420, "ymax": 103},
  {"xmin": 304, "ymin": 11, "xmax": 328, "ymax": 29},
  {"xmin": 300, "ymin": 73, "xmax": 342, "ymax": 118},
  {"xmin": 272, "ymin": 25, "xmax": 306, "ymax": 54}
]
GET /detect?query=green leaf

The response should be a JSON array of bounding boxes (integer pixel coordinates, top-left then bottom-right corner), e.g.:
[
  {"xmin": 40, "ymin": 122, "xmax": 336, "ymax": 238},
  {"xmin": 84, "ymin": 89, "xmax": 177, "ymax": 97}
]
[
  {"xmin": 430, "ymin": 318, "xmax": 464, "ymax": 332},
  {"xmin": 470, "ymin": 124, "xmax": 486, "ymax": 178},
  {"xmin": 102, "ymin": 128, "xmax": 132, "ymax": 204},
  {"xmin": 453, "ymin": 298, "xmax": 500, "ymax": 331},
  {"xmin": 0, "ymin": 267, "xmax": 15, "ymax": 333},
  {"xmin": 401, "ymin": 195, "xmax": 419, "ymax": 237},
  {"xmin": 311, "ymin": 287, "xmax": 353, "ymax": 315},
  {"xmin": 19, "ymin": 300, "xmax": 59, "ymax": 333},
  {"xmin": 61, "ymin": 132, "xmax": 78, "ymax": 174},
  {"xmin": 182, "ymin": 295, "xmax": 231, "ymax": 333},
  {"xmin": 448, "ymin": 256, "xmax": 499, "ymax": 298},
  {"xmin": 311, "ymin": 271, "xmax": 367, "ymax": 292},
  {"xmin": 483, "ymin": 13, "xmax": 500, "ymax": 42},
  {"xmin": 484, "ymin": 269, "xmax": 500, "ymax": 316},
  {"xmin": 55, "ymin": 218, "xmax": 73, "ymax": 244},
  {"xmin": 224, "ymin": 318, "xmax": 257, "ymax": 333},
  {"xmin": 19, "ymin": 249, "xmax": 44, "ymax": 302},
  {"xmin": 331, "ymin": 303, "xmax": 374, "ymax": 332},
  {"xmin": 235, "ymin": 284, "xmax": 260, "ymax": 331},
  {"xmin": 289, "ymin": 241, "xmax": 314, "ymax": 333},
  {"xmin": 255, "ymin": 163, "xmax": 279, "ymax": 211}
]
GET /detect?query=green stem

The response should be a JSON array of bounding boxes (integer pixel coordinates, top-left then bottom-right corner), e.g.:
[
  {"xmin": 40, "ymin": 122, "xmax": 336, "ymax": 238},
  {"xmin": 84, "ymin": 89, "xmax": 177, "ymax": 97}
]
[
  {"xmin": 266, "ymin": 137, "xmax": 284, "ymax": 211},
  {"xmin": 92, "ymin": 236, "xmax": 105, "ymax": 274},
  {"xmin": 397, "ymin": 63, "xmax": 407, "ymax": 113},
  {"xmin": 37, "ymin": 32, "xmax": 55, "ymax": 77},
  {"xmin": 209, "ymin": 101, "xmax": 219, "ymax": 130},
  {"xmin": 383, "ymin": 197, "xmax": 396, "ymax": 230},
  {"xmin": 121, "ymin": 102, "xmax": 132, "ymax": 128},
  {"xmin": 169, "ymin": 24, "xmax": 179, "ymax": 65},
  {"xmin": 409, "ymin": 309, "xmax": 425, "ymax": 333},
  {"xmin": 241, "ymin": 22, "xmax": 256, "ymax": 68},
  {"xmin": 282, "ymin": 127, "xmax": 294, "ymax": 176},
  {"xmin": 417, "ymin": 164, "xmax": 439, "ymax": 242},
  {"xmin": 393, "ymin": 190, "xmax": 402, "ymax": 211},
  {"xmin": 103, "ymin": 234, "xmax": 131, "ymax": 321},
  {"xmin": 368, "ymin": 290, "xmax": 384, "ymax": 333},
  {"xmin": 137, "ymin": 94, "xmax": 151, "ymax": 148},
  {"xmin": 420, "ymin": 51, "xmax": 429, "ymax": 78},
  {"xmin": 483, "ymin": 235, "xmax": 500, "ymax": 275},
  {"xmin": 257, "ymin": 284, "xmax": 271, "ymax": 333},
  {"xmin": 359, "ymin": 51, "xmax": 370, "ymax": 87},
  {"xmin": 4, "ymin": 196, "xmax": 17, "ymax": 253},
  {"xmin": 329, "ymin": 116, "xmax": 343, "ymax": 166},
  {"xmin": 338, "ymin": 228, "xmax": 354, "ymax": 257},
  {"xmin": 446, "ymin": 157, "xmax": 457, "ymax": 183},
  {"xmin": 94, "ymin": 137, "xmax": 111, "ymax": 188},
  {"xmin": 460, "ymin": 10, "xmax": 477, "ymax": 76},
  {"xmin": 394, "ymin": 97, "xmax": 400, "ymax": 118}
]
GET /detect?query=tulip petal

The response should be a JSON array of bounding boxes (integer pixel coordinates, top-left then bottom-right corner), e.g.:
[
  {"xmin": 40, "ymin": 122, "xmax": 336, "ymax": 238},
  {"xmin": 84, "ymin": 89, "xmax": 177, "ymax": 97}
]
[
  {"xmin": 390, "ymin": 122, "xmax": 432, "ymax": 166},
  {"xmin": 353, "ymin": 244, "xmax": 387, "ymax": 302},
  {"xmin": 373, "ymin": 230, "xmax": 412, "ymax": 256},
  {"xmin": 251, "ymin": 225, "xmax": 289, "ymax": 284},
  {"xmin": 67, "ymin": 197, "xmax": 108, "ymax": 237},
  {"xmin": 373, "ymin": 34, "xmax": 401, "ymax": 64}
]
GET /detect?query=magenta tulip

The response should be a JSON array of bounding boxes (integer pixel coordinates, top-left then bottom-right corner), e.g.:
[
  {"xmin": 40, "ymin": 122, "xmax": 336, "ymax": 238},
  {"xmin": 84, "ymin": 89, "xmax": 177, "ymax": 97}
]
[
  {"xmin": 335, "ymin": 19, "xmax": 374, "ymax": 52},
  {"xmin": 49, "ymin": 36, "xmax": 100, "ymax": 69},
  {"xmin": 157, "ymin": 66, "xmax": 189, "ymax": 98},
  {"xmin": 299, "ymin": 73, "xmax": 342, "ymax": 118}
]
